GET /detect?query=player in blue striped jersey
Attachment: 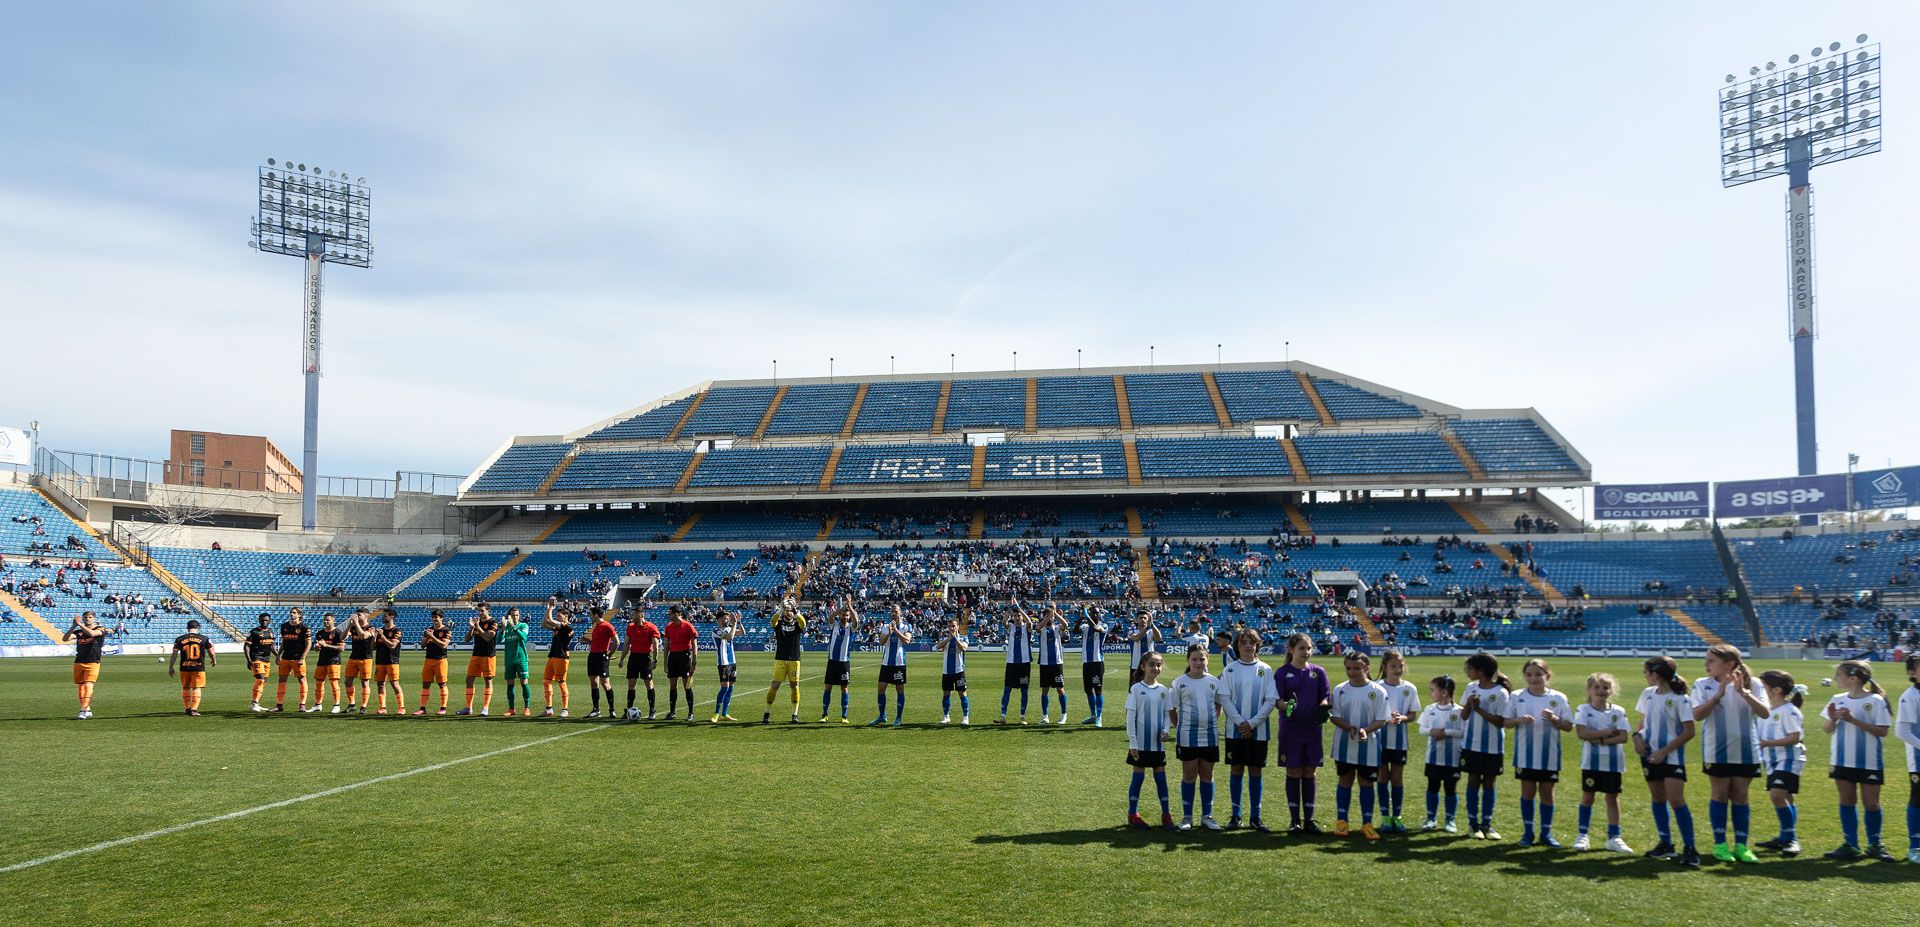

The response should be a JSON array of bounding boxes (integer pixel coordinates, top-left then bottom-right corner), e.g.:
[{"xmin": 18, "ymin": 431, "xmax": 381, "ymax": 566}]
[
  {"xmin": 709, "ymin": 611, "xmax": 740, "ymax": 723},
  {"xmin": 1035, "ymin": 605, "xmax": 1069, "ymax": 724},
  {"xmin": 1077, "ymin": 607, "xmax": 1109, "ymax": 726},
  {"xmin": 1691, "ymin": 645, "xmax": 1772, "ymax": 862},
  {"xmin": 819, "ymin": 596, "xmax": 857, "ymax": 723},
  {"xmin": 1894, "ymin": 655, "xmax": 1920, "ymax": 863},
  {"xmin": 1126, "ymin": 610, "xmax": 1162, "ymax": 685},
  {"xmin": 1125, "ymin": 651, "xmax": 1174, "ymax": 829},
  {"xmin": 1419, "ymin": 676, "xmax": 1466, "ymax": 832},
  {"xmin": 1374, "ymin": 650, "xmax": 1420, "ymax": 834},
  {"xmin": 1635, "ymin": 656, "xmax": 1700, "ymax": 867},
  {"xmin": 996, "ymin": 604, "xmax": 1033, "ymax": 725},
  {"xmin": 1571, "ymin": 672, "xmax": 1632, "ymax": 852},
  {"xmin": 1755, "ymin": 670, "xmax": 1808, "ymax": 856},
  {"xmin": 936, "ymin": 616, "xmax": 970, "ymax": 726},
  {"xmin": 1459, "ymin": 653, "xmax": 1512, "ymax": 840},
  {"xmin": 1219, "ymin": 629, "xmax": 1277, "ymax": 830},
  {"xmin": 1329, "ymin": 652, "xmax": 1388, "ymax": 840},
  {"xmin": 1503, "ymin": 658, "xmax": 1573, "ymax": 848},
  {"xmin": 868, "ymin": 605, "xmax": 912, "ymax": 728},
  {"xmin": 1169, "ymin": 644, "xmax": 1226, "ymax": 830},
  {"xmin": 1820, "ymin": 660, "xmax": 1897, "ymax": 861}
]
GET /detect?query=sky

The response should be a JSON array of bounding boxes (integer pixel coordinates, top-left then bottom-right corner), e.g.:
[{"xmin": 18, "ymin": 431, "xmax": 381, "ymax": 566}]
[{"xmin": 1, "ymin": 2, "xmax": 1915, "ymax": 512}]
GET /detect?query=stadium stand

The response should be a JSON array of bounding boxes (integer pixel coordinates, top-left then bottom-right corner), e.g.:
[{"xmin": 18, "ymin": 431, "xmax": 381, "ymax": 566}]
[
  {"xmin": 1310, "ymin": 378, "xmax": 1420, "ymax": 419},
  {"xmin": 1447, "ymin": 419, "xmax": 1580, "ymax": 474},
  {"xmin": 687, "ymin": 445, "xmax": 832, "ymax": 488},
  {"xmin": 1121, "ymin": 373, "xmax": 1219, "ymax": 426},
  {"xmin": 150, "ymin": 548, "xmax": 434, "ymax": 598},
  {"xmin": 679, "ymin": 386, "xmax": 779, "ymax": 437},
  {"xmin": 1298, "ymin": 500, "xmax": 1473, "ymax": 535},
  {"xmin": 1, "ymin": 558, "xmax": 212, "ymax": 645},
  {"xmin": 0, "ymin": 486, "xmax": 114, "ymax": 559},
  {"xmin": 1724, "ymin": 528, "xmax": 1919, "ymax": 596},
  {"xmin": 467, "ymin": 444, "xmax": 569, "ymax": 494},
  {"xmin": 1035, "ymin": 375, "xmax": 1121, "ymax": 428},
  {"xmin": 1135, "ymin": 437, "xmax": 1292, "ymax": 481},
  {"xmin": 540, "ymin": 510, "xmax": 684, "ymax": 544},
  {"xmin": 764, "ymin": 383, "xmax": 861, "ymax": 436},
  {"xmin": 982, "ymin": 440, "xmax": 1125, "ymax": 482},
  {"xmin": 830, "ymin": 443, "xmax": 973, "ymax": 485},
  {"xmin": 1292, "ymin": 432, "xmax": 1466, "ymax": 475},
  {"xmin": 1212, "ymin": 370, "xmax": 1318, "ymax": 422},
  {"xmin": 853, "ymin": 380, "xmax": 941, "ymax": 433},
  {"xmin": 942, "ymin": 378, "xmax": 1027, "ymax": 431},
  {"xmin": 583, "ymin": 395, "xmax": 697, "ymax": 441},
  {"xmin": 396, "ymin": 551, "xmax": 516, "ymax": 600},
  {"xmin": 550, "ymin": 449, "xmax": 693, "ymax": 492}
]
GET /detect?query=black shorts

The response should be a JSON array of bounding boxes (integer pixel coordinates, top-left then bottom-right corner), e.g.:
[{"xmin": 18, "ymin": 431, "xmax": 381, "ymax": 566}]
[
  {"xmin": 1336, "ymin": 761, "xmax": 1380, "ymax": 781},
  {"xmin": 1580, "ymin": 770, "xmax": 1623, "ymax": 795},
  {"xmin": 1829, "ymin": 765, "xmax": 1884, "ymax": 784},
  {"xmin": 1177, "ymin": 745, "xmax": 1220, "ymax": 764},
  {"xmin": 1082, "ymin": 661, "xmax": 1105, "ymax": 690},
  {"xmin": 1641, "ymin": 761, "xmax": 1686, "ymax": 782},
  {"xmin": 1224, "ymin": 738, "xmax": 1269, "ymax": 768},
  {"xmin": 1129, "ymin": 750, "xmax": 1167, "ymax": 769},
  {"xmin": 1910, "ymin": 772, "xmax": 1920, "ymax": 803},
  {"xmin": 1003, "ymin": 663, "xmax": 1030, "ymax": 688},
  {"xmin": 1514, "ymin": 767, "xmax": 1559, "ymax": 784},
  {"xmin": 1380, "ymin": 748, "xmax": 1409, "ymax": 766},
  {"xmin": 587, "ymin": 653, "xmax": 611, "ymax": 678},
  {"xmin": 825, "ymin": 660, "xmax": 852, "ymax": 686},
  {"xmin": 666, "ymin": 651, "xmax": 693, "ymax": 679},
  {"xmin": 942, "ymin": 672, "xmax": 967, "ymax": 693},
  {"xmin": 1461, "ymin": 750, "xmax": 1503, "ymax": 777},
  {"xmin": 1703, "ymin": 762, "xmax": 1761, "ymax": 779},
  {"xmin": 716, "ymin": 663, "xmax": 738, "ymax": 685},
  {"xmin": 1038, "ymin": 664, "xmax": 1065, "ymax": 689},
  {"xmin": 625, "ymin": 653, "xmax": 654, "ymax": 681},
  {"xmin": 879, "ymin": 665, "xmax": 907, "ymax": 686},
  {"xmin": 1765, "ymin": 770, "xmax": 1801, "ymax": 794},
  {"xmin": 1425, "ymin": 764, "xmax": 1461, "ymax": 783}
]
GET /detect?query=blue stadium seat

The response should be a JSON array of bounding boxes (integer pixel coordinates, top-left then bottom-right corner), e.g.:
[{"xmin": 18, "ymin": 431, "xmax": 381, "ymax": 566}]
[
  {"xmin": 982, "ymin": 440, "xmax": 1123, "ymax": 482},
  {"xmin": 680, "ymin": 386, "xmax": 780, "ymax": 438},
  {"xmin": 765, "ymin": 383, "xmax": 861, "ymax": 436},
  {"xmin": 854, "ymin": 381, "xmax": 941, "ymax": 433},
  {"xmin": 550, "ymin": 449, "xmax": 693, "ymax": 491},
  {"xmin": 833, "ymin": 443, "xmax": 973, "ymax": 485},
  {"xmin": 1310, "ymin": 378, "xmax": 1420, "ymax": 419},
  {"xmin": 1036, "ymin": 376, "xmax": 1120, "ymax": 428},
  {"xmin": 1448, "ymin": 419, "xmax": 1578, "ymax": 474},
  {"xmin": 942, "ymin": 379, "xmax": 1027, "ymax": 431},
  {"xmin": 1293, "ymin": 432, "xmax": 1465, "ymax": 475},
  {"xmin": 1213, "ymin": 370, "xmax": 1317, "ymax": 421},
  {"xmin": 1122, "ymin": 373, "xmax": 1219, "ymax": 426},
  {"xmin": 468, "ymin": 444, "xmax": 568, "ymax": 494},
  {"xmin": 688, "ymin": 446, "xmax": 831, "ymax": 487},
  {"xmin": 582, "ymin": 395, "xmax": 696, "ymax": 441},
  {"xmin": 1135, "ymin": 437, "xmax": 1291, "ymax": 480}
]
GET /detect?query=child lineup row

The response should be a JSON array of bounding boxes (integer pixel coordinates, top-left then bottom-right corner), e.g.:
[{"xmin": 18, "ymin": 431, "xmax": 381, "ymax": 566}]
[{"xmin": 1124, "ymin": 632, "xmax": 1920, "ymax": 867}]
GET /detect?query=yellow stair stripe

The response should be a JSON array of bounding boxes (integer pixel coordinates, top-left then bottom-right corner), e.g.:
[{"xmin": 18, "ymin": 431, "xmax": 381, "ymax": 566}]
[
  {"xmin": 968, "ymin": 508, "xmax": 986, "ymax": 539},
  {"xmin": 0, "ymin": 587, "xmax": 66, "ymax": 642},
  {"xmin": 751, "ymin": 385, "xmax": 789, "ymax": 440},
  {"xmin": 1124, "ymin": 506, "xmax": 1144, "ymax": 538},
  {"xmin": 1200, "ymin": 371, "xmax": 1232, "ymax": 427},
  {"xmin": 840, "ymin": 383, "xmax": 869, "ymax": 438},
  {"xmin": 1446, "ymin": 498, "xmax": 1491, "ymax": 534},
  {"xmin": 670, "ymin": 513, "xmax": 700, "ymax": 542},
  {"xmin": 1440, "ymin": 428, "xmax": 1488, "ymax": 480},
  {"xmin": 1664, "ymin": 608, "xmax": 1728, "ymax": 648},
  {"xmin": 1112, "ymin": 375, "xmax": 1134, "ymax": 430},
  {"xmin": 665, "ymin": 392, "xmax": 706, "ymax": 442},
  {"xmin": 1296, "ymin": 375, "xmax": 1335, "ymax": 426}
]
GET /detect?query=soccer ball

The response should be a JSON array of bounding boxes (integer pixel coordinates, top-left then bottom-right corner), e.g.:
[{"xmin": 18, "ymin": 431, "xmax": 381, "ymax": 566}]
[{"xmin": 1820, "ymin": 678, "xmax": 1833, "ymax": 687}]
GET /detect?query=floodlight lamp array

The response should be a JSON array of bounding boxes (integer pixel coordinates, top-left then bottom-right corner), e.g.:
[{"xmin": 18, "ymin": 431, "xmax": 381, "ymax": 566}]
[
  {"xmin": 1719, "ymin": 36, "xmax": 1881, "ymax": 187},
  {"xmin": 251, "ymin": 158, "xmax": 374, "ymax": 267}
]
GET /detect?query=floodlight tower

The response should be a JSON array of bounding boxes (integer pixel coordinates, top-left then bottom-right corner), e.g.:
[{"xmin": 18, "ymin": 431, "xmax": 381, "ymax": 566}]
[
  {"xmin": 1718, "ymin": 35, "xmax": 1881, "ymax": 524},
  {"xmin": 250, "ymin": 160, "xmax": 373, "ymax": 532}
]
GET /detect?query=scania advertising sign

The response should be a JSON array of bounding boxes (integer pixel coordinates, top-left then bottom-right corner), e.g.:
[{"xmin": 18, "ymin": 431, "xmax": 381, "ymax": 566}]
[
  {"xmin": 1593, "ymin": 482, "xmax": 1709, "ymax": 520},
  {"xmin": 1712, "ymin": 474, "xmax": 1848, "ymax": 518},
  {"xmin": 1851, "ymin": 465, "xmax": 1920, "ymax": 510}
]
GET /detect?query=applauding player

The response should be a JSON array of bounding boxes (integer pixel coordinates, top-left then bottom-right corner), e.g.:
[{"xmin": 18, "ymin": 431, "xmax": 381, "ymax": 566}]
[
  {"xmin": 711, "ymin": 610, "xmax": 741, "ymax": 723},
  {"xmin": 64, "ymin": 611, "xmax": 106, "ymax": 720},
  {"xmin": 821, "ymin": 596, "xmax": 856, "ymax": 723},
  {"xmin": 871, "ymin": 605, "xmax": 912, "ymax": 727},
  {"xmin": 1035, "ymin": 605, "xmax": 1069, "ymax": 724},
  {"xmin": 416, "ymin": 610, "xmax": 454, "ymax": 716},
  {"xmin": 1078, "ymin": 607, "xmax": 1108, "ymax": 726},
  {"xmin": 764, "ymin": 597, "xmax": 806, "ymax": 724},
  {"xmin": 460, "ymin": 606, "xmax": 498, "ymax": 716},
  {"xmin": 937, "ymin": 614, "xmax": 970, "ymax": 726},
  {"xmin": 273, "ymin": 607, "xmax": 312, "ymax": 713}
]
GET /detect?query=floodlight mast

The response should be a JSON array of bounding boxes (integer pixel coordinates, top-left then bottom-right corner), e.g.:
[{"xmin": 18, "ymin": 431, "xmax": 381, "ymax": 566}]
[
  {"xmin": 1718, "ymin": 37, "xmax": 1881, "ymax": 525},
  {"xmin": 250, "ymin": 161, "xmax": 374, "ymax": 531}
]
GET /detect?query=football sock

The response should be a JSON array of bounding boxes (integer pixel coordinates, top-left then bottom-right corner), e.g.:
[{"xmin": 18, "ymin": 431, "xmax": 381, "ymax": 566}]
[
  {"xmin": 1129, "ymin": 771, "xmax": 1144, "ymax": 814},
  {"xmin": 1674, "ymin": 805, "xmax": 1696, "ymax": 849},
  {"xmin": 1154, "ymin": 772, "xmax": 1170, "ymax": 814},
  {"xmin": 1182, "ymin": 781, "xmax": 1196, "ymax": 818},
  {"xmin": 1200, "ymin": 780, "xmax": 1215, "ymax": 817},
  {"xmin": 1709, "ymin": 799, "xmax": 1728, "ymax": 844},
  {"xmin": 1839, "ymin": 803, "xmax": 1859, "ymax": 845},
  {"xmin": 1731, "ymin": 802, "xmax": 1749, "ymax": 844}
]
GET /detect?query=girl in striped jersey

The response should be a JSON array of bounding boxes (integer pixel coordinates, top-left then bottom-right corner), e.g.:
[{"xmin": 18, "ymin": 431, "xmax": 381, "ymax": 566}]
[
  {"xmin": 710, "ymin": 612, "xmax": 740, "ymax": 723},
  {"xmin": 1691, "ymin": 644, "xmax": 1771, "ymax": 862},
  {"xmin": 937, "ymin": 617, "xmax": 970, "ymax": 726},
  {"xmin": 1503, "ymin": 659, "xmax": 1573, "ymax": 847},
  {"xmin": 1220, "ymin": 629, "xmax": 1277, "ymax": 831},
  {"xmin": 1329, "ymin": 652, "xmax": 1388, "ymax": 840},
  {"xmin": 1572, "ymin": 672, "xmax": 1632, "ymax": 853},
  {"xmin": 1755, "ymin": 670, "xmax": 1807, "ymax": 856},
  {"xmin": 1419, "ymin": 675, "xmax": 1466, "ymax": 832},
  {"xmin": 1459, "ymin": 653, "xmax": 1512, "ymax": 840},
  {"xmin": 1077, "ymin": 607, "xmax": 1108, "ymax": 727},
  {"xmin": 1374, "ymin": 650, "xmax": 1420, "ymax": 834},
  {"xmin": 1035, "ymin": 606, "xmax": 1069, "ymax": 725},
  {"xmin": 1895, "ymin": 654, "xmax": 1920, "ymax": 863},
  {"xmin": 1169, "ymin": 644, "xmax": 1227, "ymax": 830},
  {"xmin": 1634, "ymin": 656, "xmax": 1700, "ymax": 867},
  {"xmin": 1820, "ymin": 660, "xmax": 1897, "ymax": 861},
  {"xmin": 1125, "ymin": 651, "xmax": 1174, "ymax": 829}
]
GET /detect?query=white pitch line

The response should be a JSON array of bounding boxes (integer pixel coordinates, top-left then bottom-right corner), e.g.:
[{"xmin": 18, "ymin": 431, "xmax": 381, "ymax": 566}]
[{"xmin": 0, "ymin": 724, "xmax": 610, "ymax": 875}]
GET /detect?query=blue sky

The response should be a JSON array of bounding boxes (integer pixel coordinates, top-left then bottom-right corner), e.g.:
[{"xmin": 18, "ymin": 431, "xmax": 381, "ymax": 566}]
[{"xmin": 1, "ymin": 2, "xmax": 1914, "ymax": 507}]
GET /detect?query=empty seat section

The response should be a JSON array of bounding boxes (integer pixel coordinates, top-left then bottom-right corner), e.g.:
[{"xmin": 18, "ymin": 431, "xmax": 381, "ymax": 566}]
[
  {"xmin": 942, "ymin": 378, "xmax": 1027, "ymax": 431},
  {"xmin": 854, "ymin": 381, "xmax": 941, "ymax": 433},
  {"xmin": 1036, "ymin": 376, "xmax": 1119, "ymax": 428},
  {"xmin": 550, "ymin": 450, "xmax": 694, "ymax": 491},
  {"xmin": 1122, "ymin": 373, "xmax": 1219, "ymax": 425},
  {"xmin": 397, "ymin": 551, "xmax": 516, "ymax": 600},
  {"xmin": 833, "ymin": 443, "xmax": 973, "ymax": 485},
  {"xmin": 1299, "ymin": 501, "xmax": 1472, "ymax": 534},
  {"xmin": 688, "ymin": 446, "xmax": 830, "ymax": 487},
  {"xmin": 1310, "ymin": 378, "xmax": 1420, "ymax": 419},
  {"xmin": 1292, "ymin": 432, "xmax": 1466, "ymax": 475},
  {"xmin": 1135, "ymin": 437, "xmax": 1292, "ymax": 480},
  {"xmin": 150, "ymin": 549, "xmax": 432, "ymax": 597},
  {"xmin": 982, "ymin": 440, "xmax": 1124, "ymax": 482},
  {"xmin": 765, "ymin": 383, "xmax": 860, "ymax": 436},
  {"xmin": 467, "ymin": 443, "xmax": 569, "ymax": 494},
  {"xmin": 679, "ymin": 386, "xmax": 779, "ymax": 438},
  {"xmin": 1728, "ymin": 530, "xmax": 1918, "ymax": 595},
  {"xmin": 1526, "ymin": 540, "xmax": 1726, "ymax": 597},
  {"xmin": 1213, "ymin": 370, "xmax": 1317, "ymax": 422},
  {"xmin": 582, "ymin": 395, "xmax": 696, "ymax": 441},
  {"xmin": 1449, "ymin": 419, "xmax": 1578, "ymax": 473},
  {"xmin": 542, "ymin": 511, "xmax": 686, "ymax": 544}
]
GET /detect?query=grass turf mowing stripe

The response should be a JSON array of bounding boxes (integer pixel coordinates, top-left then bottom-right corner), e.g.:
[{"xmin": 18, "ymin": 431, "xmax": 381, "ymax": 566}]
[{"xmin": 0, "ymin": 723, "xmax": 611, "ymax": 874}]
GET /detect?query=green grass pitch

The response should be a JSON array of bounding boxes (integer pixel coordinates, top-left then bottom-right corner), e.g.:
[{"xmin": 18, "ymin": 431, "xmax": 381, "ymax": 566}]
[{"xmin": 0, "ymin": 652, "xmax": 1913, "ymax": 926}]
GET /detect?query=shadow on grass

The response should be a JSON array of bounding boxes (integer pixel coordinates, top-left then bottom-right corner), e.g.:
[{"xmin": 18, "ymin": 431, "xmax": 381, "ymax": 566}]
[{"xmin": 976, "ymin": 827, "xmax": 1919, "ymax": 881}]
